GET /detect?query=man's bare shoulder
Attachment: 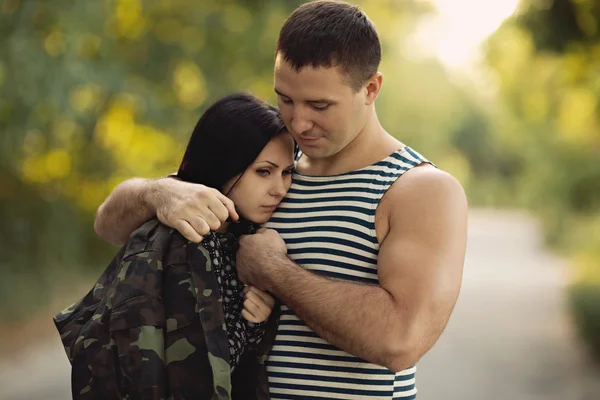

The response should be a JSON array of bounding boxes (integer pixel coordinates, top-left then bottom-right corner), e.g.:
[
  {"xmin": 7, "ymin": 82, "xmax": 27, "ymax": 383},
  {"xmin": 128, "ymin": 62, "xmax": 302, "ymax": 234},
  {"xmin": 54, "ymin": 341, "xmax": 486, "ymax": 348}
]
[
  {"xmin": 380, "ymin": 164, "xmax": 468, "ymax": 226},
  {"xmin": 391, "ymin": 164, "xmax": 465, "ymax": 198}
]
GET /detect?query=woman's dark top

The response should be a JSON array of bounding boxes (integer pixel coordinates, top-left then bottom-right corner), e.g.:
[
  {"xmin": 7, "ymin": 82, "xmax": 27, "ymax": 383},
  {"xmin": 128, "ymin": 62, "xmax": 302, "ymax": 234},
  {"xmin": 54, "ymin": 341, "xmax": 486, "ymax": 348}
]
[{"xmin": 204, "ymin": 223, "xmax": 266, "ymax": 370}]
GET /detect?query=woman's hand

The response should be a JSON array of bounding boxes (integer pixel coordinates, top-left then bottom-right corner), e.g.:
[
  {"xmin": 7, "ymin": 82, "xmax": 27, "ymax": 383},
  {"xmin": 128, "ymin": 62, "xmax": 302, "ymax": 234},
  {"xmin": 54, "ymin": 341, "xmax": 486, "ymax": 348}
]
[{"xmin": 242, "ymin": 286, "xmax": 275, "ymax": 323}]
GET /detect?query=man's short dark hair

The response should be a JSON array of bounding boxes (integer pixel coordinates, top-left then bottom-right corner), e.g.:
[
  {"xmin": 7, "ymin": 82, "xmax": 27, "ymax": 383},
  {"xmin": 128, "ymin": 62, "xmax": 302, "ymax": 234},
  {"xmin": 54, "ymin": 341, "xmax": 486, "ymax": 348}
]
[{"xmin": 276, "ymin": 0, "xmax": 382, "ymax": 91}]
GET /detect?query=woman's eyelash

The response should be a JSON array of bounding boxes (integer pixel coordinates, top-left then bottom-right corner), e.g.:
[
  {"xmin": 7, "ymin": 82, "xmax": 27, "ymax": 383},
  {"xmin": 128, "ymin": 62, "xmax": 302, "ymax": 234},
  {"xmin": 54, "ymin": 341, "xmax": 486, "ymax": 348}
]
[{"xmin": 257, "ymin": 167, "xmax": 294, "ymax": 174}]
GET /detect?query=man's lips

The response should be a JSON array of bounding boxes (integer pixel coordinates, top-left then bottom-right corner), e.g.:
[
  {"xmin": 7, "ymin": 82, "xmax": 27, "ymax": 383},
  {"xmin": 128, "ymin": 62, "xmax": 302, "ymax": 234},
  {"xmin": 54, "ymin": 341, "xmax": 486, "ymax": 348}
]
[
  {"xmin": 298, "ymin": 136, "xmax": 322, "ymax": 145},
  {"xmin": 299, "ymin": 136, "xmax": 320, "ymax": 140}
]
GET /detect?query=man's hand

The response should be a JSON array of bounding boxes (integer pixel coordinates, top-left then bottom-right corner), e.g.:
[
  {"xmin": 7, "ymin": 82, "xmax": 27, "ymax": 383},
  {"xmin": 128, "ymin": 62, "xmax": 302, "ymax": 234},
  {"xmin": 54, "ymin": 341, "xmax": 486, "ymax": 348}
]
[
  {"xmin": 94, "ymin": 177, "xmax": 239, "ymax": 245},
  {"xmin": 242, "ymin": 286, "xmax": 275, "ymax": 323},
  {"xmin": 151, "ymin": 178, "xmax": 239, "ymax": 242},
  {"xmin": 236, "ymin": 228, "xmax": 287, "ymax": 289}
]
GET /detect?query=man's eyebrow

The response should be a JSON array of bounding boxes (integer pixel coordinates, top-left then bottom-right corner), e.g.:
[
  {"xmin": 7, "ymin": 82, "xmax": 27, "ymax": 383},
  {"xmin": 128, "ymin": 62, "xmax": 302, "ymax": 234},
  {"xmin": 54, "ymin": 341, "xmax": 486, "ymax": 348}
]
[
  {"xmin": 275, "ymin": 88, "xmax": 336, "ymax": 105},
  {"xmin": 308, "ymin": 98, "xmax": 336, "ymax": 105},
  {"xmin": 274, "ymin": 89, "xmax": 288, "ymax": 98}
]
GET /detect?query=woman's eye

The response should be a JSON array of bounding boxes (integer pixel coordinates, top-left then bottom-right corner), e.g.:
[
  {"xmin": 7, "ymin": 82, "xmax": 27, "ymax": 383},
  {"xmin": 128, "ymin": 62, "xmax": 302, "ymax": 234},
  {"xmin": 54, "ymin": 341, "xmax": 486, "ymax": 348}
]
[
  {"xmin": 283, "ymin": 169, "xmax": 294, "ymax": 176},
  {"xmin": 256, "ymin": 169, "xmax": 269, "ymax": 177}
]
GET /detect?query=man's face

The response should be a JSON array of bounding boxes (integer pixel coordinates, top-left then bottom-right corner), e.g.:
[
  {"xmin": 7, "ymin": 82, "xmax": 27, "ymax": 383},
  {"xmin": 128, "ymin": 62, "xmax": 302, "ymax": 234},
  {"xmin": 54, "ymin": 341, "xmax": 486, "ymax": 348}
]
[{"xmin": 273, "ymin": 54, "xmax": 369, "ymax": 160}]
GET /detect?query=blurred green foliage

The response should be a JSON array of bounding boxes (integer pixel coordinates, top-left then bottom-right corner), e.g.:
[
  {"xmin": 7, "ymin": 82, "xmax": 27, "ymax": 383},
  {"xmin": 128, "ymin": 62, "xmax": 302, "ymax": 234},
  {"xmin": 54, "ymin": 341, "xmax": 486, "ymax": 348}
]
[
  {"xmin": 570, "ymin": 283, "xmax": 600, "ymax": 359},
  {"xmin": 483, "ymin": 0, "xmax": 600, "ymax": 356},
  {"xmin": 482, "ymin": 0, "xmax": 600, "ymax": 275}
]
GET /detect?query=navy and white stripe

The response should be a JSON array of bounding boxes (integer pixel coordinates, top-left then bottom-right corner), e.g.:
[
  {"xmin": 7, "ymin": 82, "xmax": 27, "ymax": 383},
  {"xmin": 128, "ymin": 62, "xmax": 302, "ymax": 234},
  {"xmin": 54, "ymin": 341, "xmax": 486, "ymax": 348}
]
[{"xmin": 264, "ymin": 146, "xmax": 429, "ymax": 399}]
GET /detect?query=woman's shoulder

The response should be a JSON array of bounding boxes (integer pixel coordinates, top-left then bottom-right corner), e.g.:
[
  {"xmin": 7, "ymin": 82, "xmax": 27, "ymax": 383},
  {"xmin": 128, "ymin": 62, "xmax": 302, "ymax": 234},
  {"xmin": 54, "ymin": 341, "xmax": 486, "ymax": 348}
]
[
  {"xmin": 123, "ymin": 218, "xmax": 169, "ymax": 252},
  {"xmin": 123, "ymin": 218, "xmax": 200, "ymax": 257},
  {"xmin": 123, "ymin": 220, "xmax": 247, "ymax": 266}
]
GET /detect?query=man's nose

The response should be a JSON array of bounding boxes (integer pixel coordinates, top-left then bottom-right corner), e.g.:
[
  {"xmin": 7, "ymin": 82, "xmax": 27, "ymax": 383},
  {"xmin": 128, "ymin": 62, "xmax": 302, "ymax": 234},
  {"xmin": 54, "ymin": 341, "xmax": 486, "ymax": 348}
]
[{"xmin": 290, "ymin": 106, "xmax": 314, "ymax": 134}]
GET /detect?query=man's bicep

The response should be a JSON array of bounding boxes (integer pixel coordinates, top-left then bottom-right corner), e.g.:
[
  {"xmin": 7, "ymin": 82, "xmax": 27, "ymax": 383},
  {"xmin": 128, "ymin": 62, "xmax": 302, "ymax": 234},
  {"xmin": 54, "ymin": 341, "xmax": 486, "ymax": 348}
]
[
  {"xmin": 377, "ymin": 171, "xmax": 467, "ymax": 336},
  {"xmin": 378, "ymin": 227, "xmax": 462, "ymax": 313}
]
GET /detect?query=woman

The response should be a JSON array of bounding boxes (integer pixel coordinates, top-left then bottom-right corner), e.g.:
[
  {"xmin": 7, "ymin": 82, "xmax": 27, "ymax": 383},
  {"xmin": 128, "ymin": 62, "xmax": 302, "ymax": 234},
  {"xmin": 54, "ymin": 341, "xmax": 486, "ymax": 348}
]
[{"xmin": 54, "ymin": 93, "xmax": 295, "ymax": 400}]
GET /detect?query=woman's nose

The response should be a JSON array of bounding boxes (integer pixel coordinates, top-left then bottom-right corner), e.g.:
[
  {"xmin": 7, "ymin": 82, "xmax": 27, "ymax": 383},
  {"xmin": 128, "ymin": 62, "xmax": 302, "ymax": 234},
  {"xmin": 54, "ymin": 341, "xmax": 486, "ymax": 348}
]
[{"xmin": 271, "ymin": 177, "xmax": 287, "ymax": 198}]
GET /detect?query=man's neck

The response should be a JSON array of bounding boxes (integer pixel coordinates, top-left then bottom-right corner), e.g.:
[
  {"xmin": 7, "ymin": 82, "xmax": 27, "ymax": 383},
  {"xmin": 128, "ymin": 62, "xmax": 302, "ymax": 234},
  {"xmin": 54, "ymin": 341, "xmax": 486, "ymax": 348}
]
[{"xmin": 298, "ymin": 117, "xmax": 404, "ymax": 176}]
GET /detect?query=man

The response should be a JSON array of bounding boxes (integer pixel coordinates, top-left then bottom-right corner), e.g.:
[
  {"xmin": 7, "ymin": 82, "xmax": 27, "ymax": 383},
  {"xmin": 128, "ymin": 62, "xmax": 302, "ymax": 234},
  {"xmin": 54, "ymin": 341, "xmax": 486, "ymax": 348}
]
[{"xmin": 94, "ymin": 1, "xmax": 468, "ymax": 399}]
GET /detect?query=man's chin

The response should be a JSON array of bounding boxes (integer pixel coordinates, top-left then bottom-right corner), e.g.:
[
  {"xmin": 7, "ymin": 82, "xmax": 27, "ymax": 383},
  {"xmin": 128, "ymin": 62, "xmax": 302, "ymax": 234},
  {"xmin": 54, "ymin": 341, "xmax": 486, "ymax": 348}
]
[{"xmin": 297, "ymin": 146, "xmax": 332, "ymax": 159}]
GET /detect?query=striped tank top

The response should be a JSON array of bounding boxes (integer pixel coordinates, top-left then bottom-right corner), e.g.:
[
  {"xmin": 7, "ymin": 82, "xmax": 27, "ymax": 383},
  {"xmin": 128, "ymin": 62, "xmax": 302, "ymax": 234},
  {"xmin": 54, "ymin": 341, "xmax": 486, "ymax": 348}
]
[{"xmin": 263, "ymin": 146, "xmax": 430, "ymax": 400}]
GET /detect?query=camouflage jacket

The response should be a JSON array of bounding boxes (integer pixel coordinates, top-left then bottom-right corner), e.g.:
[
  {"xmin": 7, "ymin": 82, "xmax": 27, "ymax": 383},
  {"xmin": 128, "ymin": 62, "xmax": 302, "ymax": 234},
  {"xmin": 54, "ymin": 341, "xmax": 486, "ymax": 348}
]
[{"xmin": 54, "ymin": 218, "xmax": 280, "ymax": 400}]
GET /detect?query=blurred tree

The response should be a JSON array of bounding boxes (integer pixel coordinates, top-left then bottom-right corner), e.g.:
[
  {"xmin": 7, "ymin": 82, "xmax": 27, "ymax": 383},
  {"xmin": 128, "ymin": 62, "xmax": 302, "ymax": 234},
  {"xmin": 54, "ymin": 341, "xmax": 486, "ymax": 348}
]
[
  {"xmin": 485, "ymin": 0, "xmax": 600, "ymax": 241},
  {"xmin": 484, "ymin": 0, "xmax": 600, "ymax": 357},
  {"xmin": 520, "ymin": 0, "xmax": 600, "ymax": 51}
]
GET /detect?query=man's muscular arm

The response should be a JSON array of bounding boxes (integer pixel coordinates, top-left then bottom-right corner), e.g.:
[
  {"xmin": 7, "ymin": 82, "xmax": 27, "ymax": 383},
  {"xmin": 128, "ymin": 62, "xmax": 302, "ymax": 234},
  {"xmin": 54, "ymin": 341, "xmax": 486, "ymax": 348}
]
[
  {"xmin": 94, "ymin": 177, "xmax": 238, "ymax": 245},
  {"xmin": 237, "ymin": 167, "xmax": 467, "ymax": 372},
  {"xmin": 94, "ymin": 178, "xmax": 158, "ymax": 245}
]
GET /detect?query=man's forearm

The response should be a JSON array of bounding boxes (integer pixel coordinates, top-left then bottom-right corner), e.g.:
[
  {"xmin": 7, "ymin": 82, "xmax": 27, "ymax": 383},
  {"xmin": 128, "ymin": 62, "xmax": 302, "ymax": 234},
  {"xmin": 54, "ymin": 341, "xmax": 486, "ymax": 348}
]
[
  {"xmin": 94, "ymin": 178, "xmax": 157, "ymax": 245},
  {"xmin": 265, "ymin": 254, "xmax": 414, "ymax": 372}
]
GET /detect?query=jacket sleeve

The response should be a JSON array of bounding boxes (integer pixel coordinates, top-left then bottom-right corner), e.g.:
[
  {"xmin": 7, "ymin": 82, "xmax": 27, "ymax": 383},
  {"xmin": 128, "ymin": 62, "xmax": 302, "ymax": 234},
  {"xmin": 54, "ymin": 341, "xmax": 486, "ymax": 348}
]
[
  {"xmin": 186, "ymin": 239, "xmax": 233, "ymax": 399},
  {"xmin": 107, "ymin": 247, "xmax": 167, "ymax": 400},
  {"xmin": 53, "ymin": 245, "xmax": 127, "ymax": 363}
]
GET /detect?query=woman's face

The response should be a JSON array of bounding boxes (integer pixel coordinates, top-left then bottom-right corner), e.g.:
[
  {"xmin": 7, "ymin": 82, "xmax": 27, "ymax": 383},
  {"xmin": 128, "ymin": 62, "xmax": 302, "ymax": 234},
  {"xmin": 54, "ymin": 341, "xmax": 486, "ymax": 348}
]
[{"xmin": 223, "ymin": 132, "xmax": 295, "ymax": 224}]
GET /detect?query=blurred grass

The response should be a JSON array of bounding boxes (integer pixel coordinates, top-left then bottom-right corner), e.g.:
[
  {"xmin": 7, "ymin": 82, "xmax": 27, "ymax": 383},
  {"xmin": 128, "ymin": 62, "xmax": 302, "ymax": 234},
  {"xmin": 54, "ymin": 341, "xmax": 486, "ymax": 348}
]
[{"xmin": 570, "ymin": 283, "xmax": 600, "ymax": 360}]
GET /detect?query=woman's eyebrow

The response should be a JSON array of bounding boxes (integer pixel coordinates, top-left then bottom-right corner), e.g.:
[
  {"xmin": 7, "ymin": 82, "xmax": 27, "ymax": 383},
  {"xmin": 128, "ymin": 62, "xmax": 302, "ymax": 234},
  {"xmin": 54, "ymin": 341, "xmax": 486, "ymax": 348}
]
[{"xmin": 255, "ymin": 160, "xmax": 279, "ymax": 168}]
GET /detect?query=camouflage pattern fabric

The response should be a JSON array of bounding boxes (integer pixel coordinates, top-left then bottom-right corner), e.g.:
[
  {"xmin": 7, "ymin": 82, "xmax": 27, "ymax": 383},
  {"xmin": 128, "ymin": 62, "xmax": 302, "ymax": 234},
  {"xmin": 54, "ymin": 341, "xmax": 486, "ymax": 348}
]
[{"xmin": 54, "ymin": 218, "xmax": 280, "ymax": 400}]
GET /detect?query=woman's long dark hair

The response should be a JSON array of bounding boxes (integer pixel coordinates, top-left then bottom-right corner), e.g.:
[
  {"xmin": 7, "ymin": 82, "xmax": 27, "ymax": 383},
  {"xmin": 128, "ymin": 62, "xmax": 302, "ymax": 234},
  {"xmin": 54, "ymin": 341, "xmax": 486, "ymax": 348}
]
[{"xmin": 177, "ymin": 92, "xmax": 286, "ymax": 191}]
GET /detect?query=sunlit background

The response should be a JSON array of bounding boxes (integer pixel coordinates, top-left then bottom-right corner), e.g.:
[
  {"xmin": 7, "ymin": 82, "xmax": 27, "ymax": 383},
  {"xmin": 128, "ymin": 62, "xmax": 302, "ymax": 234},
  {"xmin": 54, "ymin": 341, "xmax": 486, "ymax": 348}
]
[
  {"xmin": 1, "ymin": 0, "xmax": 600, "ymax": 398},
  {"xmin": 411, "ymin": 0, "xmax": 521, "ymax": 69}
]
